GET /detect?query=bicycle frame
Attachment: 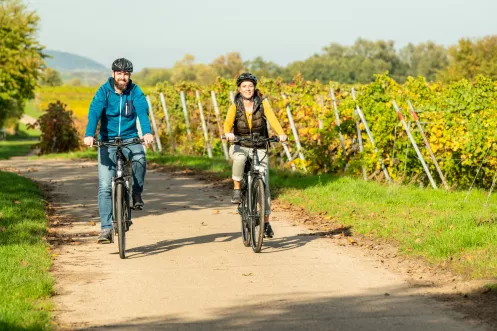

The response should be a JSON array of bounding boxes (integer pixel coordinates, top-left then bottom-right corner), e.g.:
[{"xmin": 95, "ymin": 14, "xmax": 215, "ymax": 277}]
[{"xmin": 96, "ymin": 137, "xmax": 141, "ymax": 231}]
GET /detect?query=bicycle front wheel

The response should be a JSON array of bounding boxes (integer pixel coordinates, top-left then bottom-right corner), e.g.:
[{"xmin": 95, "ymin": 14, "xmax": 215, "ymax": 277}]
[
  {"xmin": 115, "ymin": 182, "xmax": 127, "ymax": 259},
  {"xmin": 250, "ymin": 178, "xmax": 265, "ymax": 253},
  {"xmin": 239, "ymin": 196, "xmax": 250, "ymax": 247}
]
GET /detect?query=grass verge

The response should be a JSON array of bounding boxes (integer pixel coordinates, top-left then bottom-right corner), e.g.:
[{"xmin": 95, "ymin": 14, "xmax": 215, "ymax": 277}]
[
  {"xmin": 0, "ymin": 171, "xmax": 54, "ymax": 330},
  {"xmin": 0, "ymin": 140, "xmax": 38, "ymax": 160}
]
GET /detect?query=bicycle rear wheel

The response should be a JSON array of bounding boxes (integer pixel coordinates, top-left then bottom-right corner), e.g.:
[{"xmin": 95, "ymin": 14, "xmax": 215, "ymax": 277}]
[
  {"xmin": 115, "ymin": 182, "xmax": 127, "ymax": 259},
  {"xmin": 250, "ymin": 178, "xmax": 265, "ymax": 253}
]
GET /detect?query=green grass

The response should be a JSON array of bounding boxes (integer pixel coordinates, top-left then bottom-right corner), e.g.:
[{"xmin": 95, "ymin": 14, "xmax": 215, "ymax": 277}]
[
  {"xmin": 34, "ymin": 151, "xmax": 497, "ymax": 279},
  {"xmin": 23, "ymin": 100, "xmax": 43, "ymax": 119},
  {"xmin": 17, "ymin": 123, "xmax": 41, "ymax": 138},
  {"xmin": 0, "ymin": 140, "xmax": 38, "ymax": 160},
  {"xmin": 34, "ymin": 150, "xmax": 97, "ymax": 160},
  {"xmin": 0, "ymin": 171, "xmax": 54, "ymax": 330}
]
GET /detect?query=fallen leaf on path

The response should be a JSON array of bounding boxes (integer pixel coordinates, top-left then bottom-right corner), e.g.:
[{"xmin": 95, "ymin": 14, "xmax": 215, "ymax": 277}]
[
  {"xmin": 209, "ymin": 195, "xmax": 217, "ymax": 199},
  {"xmin": 482, "ymin": 287, "xmax": 491, "ymax": 295},
  {"xmin": 242, "ymin": 273, "xmax": 253, "ymax": 276},
  {"xmin": 347, "ymin": 237, "xmax": 358, "ymax": 245},
  {"xmin": 384, "ymin": 293, "xmax": 390, "ymax": 296},
  {"xmin": 201, "ymin": 222, "xmax": 207, "ymax": 226},
  {"xmin": 211, "ymin": 210, "xmax": 220, "ymax": 215},
  {"xmin": 88, "ymin": 221, "xmax": 96, "ymax": 226}
]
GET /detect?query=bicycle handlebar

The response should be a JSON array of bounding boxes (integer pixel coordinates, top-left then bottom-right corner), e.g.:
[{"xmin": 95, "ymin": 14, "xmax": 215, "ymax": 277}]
[
  {"xmin": 93, "ymin": 137, "xmax": 144, "ymax": 148},
  {"xmin": 221, "ymin": 135, "xmax": 280, "ymax": 143}
]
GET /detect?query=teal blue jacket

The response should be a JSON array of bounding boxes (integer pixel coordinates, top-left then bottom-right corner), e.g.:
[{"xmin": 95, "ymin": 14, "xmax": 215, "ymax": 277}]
[{"xmin": 85, "ymin": 78, "xmax": 152, "ymax": 140}]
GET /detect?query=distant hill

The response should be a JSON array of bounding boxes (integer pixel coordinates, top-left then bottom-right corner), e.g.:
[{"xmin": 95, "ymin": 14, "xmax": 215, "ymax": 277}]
[
  {"xmin": 44, "ymin": 50, "xmax": 109, "ymax": 86},
  {"xmin": 45, "ymin": 50, "xmax": 107, "ymax": 72}
]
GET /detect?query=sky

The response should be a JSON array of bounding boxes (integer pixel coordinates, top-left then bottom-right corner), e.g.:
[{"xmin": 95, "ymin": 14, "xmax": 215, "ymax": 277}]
[{"xmin": 25, "ymin": 0, "xmax": 497, "ymax": 71}]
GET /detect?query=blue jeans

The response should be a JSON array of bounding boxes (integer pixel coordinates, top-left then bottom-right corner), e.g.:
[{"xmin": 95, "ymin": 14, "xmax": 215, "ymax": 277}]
[{"xmin": 98, "ymin": 142, "xmax": 146, "ymax": 230}]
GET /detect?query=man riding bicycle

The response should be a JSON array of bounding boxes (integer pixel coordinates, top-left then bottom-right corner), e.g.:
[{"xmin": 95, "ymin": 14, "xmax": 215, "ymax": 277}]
[
  {"xmin": 83, "ymin": 58, "xmax": 154, "ymax": 243},
  {"xmin": 224, "ymin": 72, "xmax": 288, "ymax": 238}
]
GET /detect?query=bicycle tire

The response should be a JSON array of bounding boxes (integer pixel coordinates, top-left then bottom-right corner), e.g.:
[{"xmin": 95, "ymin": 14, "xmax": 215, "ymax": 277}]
[
  {"xmin": 250, "ymin": 178, "xmax": 265, "ymax": 253},
  {"xmin": 240, "ymin": 195, "xmax": 250, "ymax": 247},
  {"xmin": 115, "ymin": 182, "xmax": 126, "ymax": 259}
]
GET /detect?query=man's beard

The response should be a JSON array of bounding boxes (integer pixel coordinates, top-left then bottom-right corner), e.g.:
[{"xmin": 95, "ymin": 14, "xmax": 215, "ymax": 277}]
[{"xmin": 114, "ymin": 79, "xmax": 128, "ymax": 92}]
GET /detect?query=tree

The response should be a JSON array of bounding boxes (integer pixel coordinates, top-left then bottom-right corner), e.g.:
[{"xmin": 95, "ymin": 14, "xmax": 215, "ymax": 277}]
[
  {"xmin": 211, "ymin": 52, "xmax": 244, "ymax": 78},
  {"xmin": 133, "ymin": 68, "xmax": 172, "ymax": 86},
  {"xmin": 244, "ymin": 56, "xmax": 283, "ymax": 78},
  {"xmin": 170, "ymin": 54, "xmax": 198, "ymax": 83},
  {"xmin": 285, "ymin": 39, "xmax": 407, "ymax": 84},
  {"xmin": 39, "ymin": 68, "xmax": 63, "ymax": 86},
  {"xmin": 399, "ymin": 42, "xmax": 448, "ymax": 81},
  {"xmin": 0, "ymin": 0, "xmax": 45, "ymax": 127},
  {"xmin": 438, "ymin": 36, "xmax": 497, "ymax": 81}
]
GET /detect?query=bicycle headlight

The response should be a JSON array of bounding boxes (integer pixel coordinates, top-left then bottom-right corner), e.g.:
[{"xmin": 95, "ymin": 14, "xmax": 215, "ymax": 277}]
[{"xmin": 254, "ymin": 165, "xmax": 262, "ymax": 172}]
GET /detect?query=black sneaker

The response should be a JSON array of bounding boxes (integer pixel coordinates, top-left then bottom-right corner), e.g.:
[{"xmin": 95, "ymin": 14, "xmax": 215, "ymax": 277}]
[
  {"xmin": 132, "ymin": 193, "xmax": 144, "ymax": 210},
  {"xmin": 264, "ymin": 223, "xmax": 274, "ymax": 238},
  {"xmin": 97, "ymin": 229, "xmax": 113, "ymax": 244},
  {"xmin": 231, "ymin": 189, "xmax": 241, "ymax": 204}
]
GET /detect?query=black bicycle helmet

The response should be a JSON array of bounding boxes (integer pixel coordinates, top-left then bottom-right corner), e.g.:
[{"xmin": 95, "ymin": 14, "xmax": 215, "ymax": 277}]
[
  {"xmin": 236, "ymin": 72, "xmax": 257, "ymax": 87},
  {"xmin": 112, "ymin": 58, "xmax": 133, "ymax": 73}
]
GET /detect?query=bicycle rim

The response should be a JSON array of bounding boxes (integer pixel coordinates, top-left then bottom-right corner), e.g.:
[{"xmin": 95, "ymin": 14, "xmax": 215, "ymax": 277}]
[
  {"xmin": 115, "ymin": 182, "xmax": 126, "ymax": 259},
  {"xmin": 250, "ymin": 178, "xmax": 265, "ymax": 253}
]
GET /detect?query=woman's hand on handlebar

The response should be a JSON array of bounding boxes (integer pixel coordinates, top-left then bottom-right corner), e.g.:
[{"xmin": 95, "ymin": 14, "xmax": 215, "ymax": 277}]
[
  {"xmin": 224, "ymin": 133, "xmax": 235, "ymax": 141},
  {"xmin": 279, "ymin": 134, "xmax": 288, "ymax": 142}
]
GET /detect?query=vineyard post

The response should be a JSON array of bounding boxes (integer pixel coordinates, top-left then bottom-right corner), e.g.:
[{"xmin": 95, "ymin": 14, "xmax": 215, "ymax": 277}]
[
  {"xmin": 136, "ymin": 117, "xmax": 147, "ymax": 152},
  {"xmin": 408, "ymin": 100, "xmax": 448, "ymax": 190},
  {"xmin": 281, "ymin": 94, "xmax": 305, "ymax": 162},
  {"xmin": 210, "ymin": 91, "xmax": 229, "ymax": 160},
  {"xmin": 180, "ymin": 91, "xmax": 192, "ymax": 138},
  {"xmin": 330, "ymin": 87, "xmax": 346, "ymax": 157},
  {"xmin": 159, "ymin": 92, "xmax": 175, "ymax": 151},
  {"xmin": 351, "ymin": 88, "xmax": 391, "ymax": 183},
  {"xmin": 196, "ymin": 90, "xmax": 213, "ymax": 158},
  {"xmin": 392, "ymin": 100, "xmax": 437, "ymax": 189},
  {"xmin": 146, "ymin": 96, "xmax": 162, "ymax": 152}
]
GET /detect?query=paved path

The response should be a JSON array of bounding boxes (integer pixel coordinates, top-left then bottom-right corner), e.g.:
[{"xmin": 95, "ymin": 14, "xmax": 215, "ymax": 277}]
[{"xmin": 0, "ymin": 158, "xmax": 486, "ymax": 331}]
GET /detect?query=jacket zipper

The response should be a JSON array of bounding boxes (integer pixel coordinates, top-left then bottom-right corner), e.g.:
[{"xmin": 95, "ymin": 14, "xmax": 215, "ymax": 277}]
[{"xmin": 118, "ymin": 94, "xmax": 123, "ymax": 136}]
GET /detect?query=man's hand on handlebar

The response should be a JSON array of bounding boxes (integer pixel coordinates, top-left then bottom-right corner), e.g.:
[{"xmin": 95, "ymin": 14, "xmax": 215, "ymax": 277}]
[
  {"xmin": 224, "ymin": 133, "xmax": 235, "ymax": 141},
  {"xmin": 143, "ymin": 133, "xmax": 154, "ymax": 145},
  {"xmin": 84, "ymin": 136, "xmax": 94, "ymax": 147}
]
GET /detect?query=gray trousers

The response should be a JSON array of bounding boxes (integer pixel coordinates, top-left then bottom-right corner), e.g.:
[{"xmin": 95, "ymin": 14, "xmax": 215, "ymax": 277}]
[{"xmin": 230, "ymin": 144, "xmax": 271, "ymax": 215}]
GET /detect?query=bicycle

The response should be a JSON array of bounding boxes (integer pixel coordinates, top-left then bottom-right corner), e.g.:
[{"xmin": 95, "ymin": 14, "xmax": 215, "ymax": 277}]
[
  {"xmin": 94, "ymin": 137, "xmax": 143, "ymax": 259},
  {"xmin": 223, "ymin": 133, "xmax": 280, "ymax": 253}
]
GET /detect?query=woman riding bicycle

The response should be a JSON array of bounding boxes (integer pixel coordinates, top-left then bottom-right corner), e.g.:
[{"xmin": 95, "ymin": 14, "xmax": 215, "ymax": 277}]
[{"xmin": 224, "ymin": 72, "xmax": 288, "ymax": 238}]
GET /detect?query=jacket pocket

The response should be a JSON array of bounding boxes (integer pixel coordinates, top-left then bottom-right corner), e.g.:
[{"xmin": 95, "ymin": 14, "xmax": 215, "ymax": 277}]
[{"xmin": 124, "ymin": 99, "xmax": 135, "ymax": 118}]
